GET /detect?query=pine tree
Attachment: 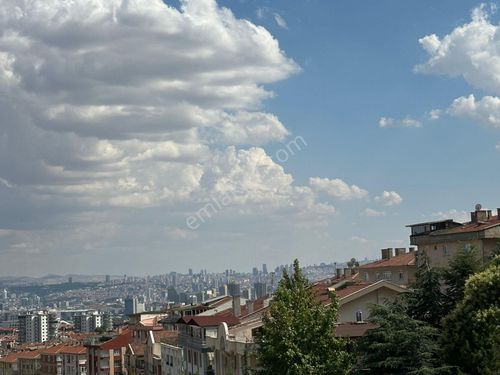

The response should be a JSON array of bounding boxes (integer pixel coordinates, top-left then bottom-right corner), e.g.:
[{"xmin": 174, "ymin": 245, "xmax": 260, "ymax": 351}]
[
  {"xmin": 403, "ymin": 252, "xmax": 446, "ymax": 326},
  {"xmin": 256, "ymin": 259, "xmax": 353, "ymax": 375},
  {"xmin": 441, "ymin": 255, "xmax": 500, "ymax": 374},
  {"xmin": 442, "ymin": 246, "xmax": 482, "ymax": 315},
  {"xmin": 355, "ymin": 303, "xmax": 454, "ymax": 375}
]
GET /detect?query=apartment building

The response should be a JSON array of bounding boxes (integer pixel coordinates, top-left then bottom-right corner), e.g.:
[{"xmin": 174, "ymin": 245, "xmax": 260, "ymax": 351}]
[
  {"xmin": 0, "ymin": 353, "xmax": 19, "ymax": 375},
  {"xmin": 357, "ymin": 248, "xmax": 417, "ymax": 285},
  {"xmin": 17, "ymin": 351, "xmax": 41, "ymax": 375},
  {"xmin": 18, "ymin": 312, "xmax": 49, "ymax": 344},
  {"xmin": 40, "ymin": 345, "xmax": 65, "ymax": 375},
  {"xmin": 60, "ymin": 346, "xmax": 86, "ymax": 375},
  {"xmin": 160, "ymin": 336, "xmax": 182, "ymax": 375},
  {"xmin": 86, "ymin": 330, "xmax": 132, "ymax": 375},
  {"xmin": 408, "ymin": 205, "xmax": 500, "ymax": 267},
  {"xmin": 177, "ymin": 315, "xmax": 240, "ymax": 375},
  {"xmin": 74, "ymin": 313, "xmax": 103, "ymax": 334}
]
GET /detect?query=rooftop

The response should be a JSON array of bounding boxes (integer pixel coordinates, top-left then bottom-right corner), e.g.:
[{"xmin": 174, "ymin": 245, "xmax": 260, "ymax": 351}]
[{"xmin": 359, "ymin": 252, "xmax": 416, "ymax": 269}]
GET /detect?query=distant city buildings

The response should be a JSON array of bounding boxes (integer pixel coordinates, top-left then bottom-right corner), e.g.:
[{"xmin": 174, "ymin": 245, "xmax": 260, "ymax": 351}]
[{"xmin": 125, "ymin": 297, "xmax": 146, "ymax": 316}]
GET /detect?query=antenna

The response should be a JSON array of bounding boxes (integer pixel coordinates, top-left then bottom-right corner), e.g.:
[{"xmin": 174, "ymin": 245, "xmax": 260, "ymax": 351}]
[{"xmin": 475, "ymin": 203, "xmax": 482, "ymax": 211}]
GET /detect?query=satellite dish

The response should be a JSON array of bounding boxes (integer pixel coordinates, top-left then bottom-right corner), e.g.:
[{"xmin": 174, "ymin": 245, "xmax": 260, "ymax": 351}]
[{"xmin": 475, "ymin": 203, "xmax": 482, "ymax": 211}]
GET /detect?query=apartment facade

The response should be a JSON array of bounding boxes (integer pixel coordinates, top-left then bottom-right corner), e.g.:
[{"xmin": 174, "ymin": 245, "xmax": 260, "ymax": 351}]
[
  {"xmin": 61, "ymin": 346, "xmax": 87, "ymax": 375},
  {"xmin": 74, "ymin": 314, "xmax": 103, "ymax": 334},
  {"xmin": 18, "ymin": 312, "xmax": 49, "ymax": 344},
  {"xmin": 357, "ymin": 248, "xmax": 417, "ymax": 285},
  {"xmin": 86, "ymin": 330, "xmax": 132, "ymax": 375},
  {"xmin": 408, "ymin": 206, "xmax": 500, "ymax": 267},
  {"xmin": 17, "ymin": 351, "xmax": 41, "ymax": 375}
]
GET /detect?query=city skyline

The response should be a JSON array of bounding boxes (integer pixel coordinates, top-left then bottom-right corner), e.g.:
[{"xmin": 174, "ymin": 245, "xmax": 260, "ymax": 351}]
[{"xmin": 1, "ymin": 0, "xmax": 500, "ymax": 276}]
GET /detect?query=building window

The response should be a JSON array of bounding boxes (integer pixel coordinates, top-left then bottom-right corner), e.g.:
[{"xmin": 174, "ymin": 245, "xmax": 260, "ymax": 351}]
[
  {"xmin": 442, "ymin": 246, "xmax": 449, "ymax": 256},
  {"xmin": 399, "ymin": 271, "xmax": 404, "ymax": 281},
  {"xmin": 383, "ymin": 271, "xmax": 392, "ymax": 280},
  {"xmin": 363, "ymin": 272, "xmax": 369, "ymax": 281}
]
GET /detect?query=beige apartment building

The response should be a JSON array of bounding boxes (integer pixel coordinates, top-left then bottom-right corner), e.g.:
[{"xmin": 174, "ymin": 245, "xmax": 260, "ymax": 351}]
[
  {"xmin": 408, "ymin": 205, "xmax": 500, "ymax": 268},
  {"xmin": 357, "ymin": 248, "xmax": 417, "ymax": 285},
  {"xmin": 17, "ymin": 351, "xmax": 41, "ymax": 375}
]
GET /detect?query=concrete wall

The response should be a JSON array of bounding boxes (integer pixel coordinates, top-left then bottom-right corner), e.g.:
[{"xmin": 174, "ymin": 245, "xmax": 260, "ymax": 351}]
[
  {"xmin": 360, "ymin": 265, "xmax": 416, "ymax": 285},
  {"xmin": 338, "ymin": 287, "xmax": 401, "ymax": 323}
]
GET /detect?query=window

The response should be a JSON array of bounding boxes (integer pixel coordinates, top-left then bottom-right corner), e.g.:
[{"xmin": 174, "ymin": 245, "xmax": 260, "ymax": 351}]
[
  {"xmin": 442, "ymin": 245, "xmax": 449, "ymax": 256},
  {"xmin": 399, "ymin": 271, "xmax": 404, "ymax": 281},
  {"xmin": 383, "ymin": 271, "xmax": 392, "ymax": 280},
  {"xmin": 363, "ymin": 272, "xmax": 369, "ymax": 281}
]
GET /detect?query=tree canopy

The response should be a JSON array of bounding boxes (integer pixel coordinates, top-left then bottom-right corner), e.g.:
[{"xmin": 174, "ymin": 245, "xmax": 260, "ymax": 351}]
[
  {"xmin": 441, "ymin": 255, "xmax": 500, "ymax": 374},
  {"xmin": 256, "ymin": 259, "xmax": 352, "ymax": 375}
]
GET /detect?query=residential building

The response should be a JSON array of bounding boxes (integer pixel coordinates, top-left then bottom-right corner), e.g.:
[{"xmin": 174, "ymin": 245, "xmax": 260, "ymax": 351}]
[
  {"xmin": 40, "ymin": 345, "xmax": 65, "ymax": 375},
  {"xmin": 144, "ymin": 331, "xmax": 176, "ymax": 375},
  {"xmin": 0, "ymin": 353, "xmax": 18, "ymax": 375},
  {"xmin": 74, "ymin": 313, "xmax": 103, "ymax": 334},
  {"xmin": 18, "ymin": 312, "xmax": 49, "ymax": 343},
  {"xmin": 86, "ymin": 330, "xmax": 132, "ymax": 375},
  {"xmin": 408, "ymin": 205, "xmax": 500, "ymax": 267},
  {"xmin": 357, "ymin": 248, "xmax": 417, "ymax": 285},
  {"xmin": 160, "ymin": 334, "xmax": 182, "ymax": 375},
  {"xmin": 60, "ymin": 346, "xmax": 86, "ymax": 375},
  {"xmin": 17, "ymin": 350, "xmax": 41, "ymax": 375},
  {"xmin": 177, "ymin": 316, "xmax": 240, "ymax": 375}
]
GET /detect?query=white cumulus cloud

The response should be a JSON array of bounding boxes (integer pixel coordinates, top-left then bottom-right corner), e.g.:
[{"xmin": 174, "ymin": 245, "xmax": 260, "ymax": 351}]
[
  {"xmin": 362, "ymin": 208, "xmax": 386, "ymax": 217},
  {"xmin": 375, "ymin": 191, "xmax": 403, "ymax": 206},
  {"xmin": 309, "ymin": 177, "xmax": 368, "ymax": 201},
  {"xmin": 378, "ymin": 116, "xmax": 422, "ymax": 128}
]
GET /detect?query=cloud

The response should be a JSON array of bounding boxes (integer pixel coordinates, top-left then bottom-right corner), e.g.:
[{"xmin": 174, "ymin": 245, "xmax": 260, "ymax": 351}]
[
  {"xmin": 378, "ymin": 116, "xmax": 422, "ymax": 128},
  {"xmin": 427, "ymin": 109, "xmax": 442, "ymax": 121},
  {"xmin": 415, "ymin": 4, "xmax": 500, "ymax": 94},
  {"xmin": 309, "ymin": 177, "xmax": 368, "ymax": 200},
  {"xmin": 274, "ymin": 13, "xmax": 288, "ymax": 29},
  {"xmin": 496, "ymin": 142, "xmax": 500, "ymax": 151},
  {"xmin": 375, "ymin": 191, "xmax": 403, "ymax": 206},
  {"xmin": 362, "ymin": 208, "xmax": 386, "ymax": 217},
  {"xmin": 431, "ymin": 209, "xmax": 470, "ymax": 223},
  {"xmin": 447, "ymin": 94, "xmax": 500, "ymax": 129}
]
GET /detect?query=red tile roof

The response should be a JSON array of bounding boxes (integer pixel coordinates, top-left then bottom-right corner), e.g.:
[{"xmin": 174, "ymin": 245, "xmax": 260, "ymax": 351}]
[
  {"xmin": 100, "ymin": 330, "xmax": 132, "ymax": 350},
  {"xmin": 16, "ymin": 350, "xmax": 41, "ymax": 359},
  {"xmin": 181, "ymin": 315, "xmax": 240, "ymax": 327},
  {"xmin": 59, "ymin": 346, "xmax": 86, "ymax": 355},
  {"xmin": 334, "ymin": 282, "xmax": 372, "ymax": 298},
  {"xmin": 359, "ymin": 252, "xmax": 416, "ymax": 269},
  {"xmin": 432, "ymin": 216, "xmax": 500, "ymax": 235},
  {"xmin": 40, "ymin": 345, "xmax": 66, "ymax": 355},
  {"xmin": 0, "ymin": 352, "xmax": 20, "ymax": 363}
]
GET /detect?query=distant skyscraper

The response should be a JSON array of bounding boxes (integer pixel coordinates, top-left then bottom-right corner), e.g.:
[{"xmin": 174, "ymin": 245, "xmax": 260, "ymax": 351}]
[
  {"xmin": 252, "ymin": 267, "xmax": 259, "ymax": 276},
  {"xmin": 68, "ymin": 276, "xmax": 73, "ymax": 284},
  {"xmin": 167, "ymin": 287, "xmax": 179, "ymax": 303},
  {"xmin": 262, "ymin": 264, "xmax": 268, "ymax": 275},
  {"xmin": 105, "ymin": 275, "xmax": 111, "ymax": 284},
  {"xmin": 227, "ymin": 282, "xmax": 241, "ymax": 297},
  {"xmin": 188, "ymin": 268, "xmax": 193, "ymax": 276},
  {"xmin": 124, "ymin": 297, "xmax": 145, "ymax": 316},
  {"xmin": 254, "ymin": 282, "xmax": 267, "ymax": 299},
  {"xmin": 2, "ymin": 289, "xmax": 7, "ymax": 300}
]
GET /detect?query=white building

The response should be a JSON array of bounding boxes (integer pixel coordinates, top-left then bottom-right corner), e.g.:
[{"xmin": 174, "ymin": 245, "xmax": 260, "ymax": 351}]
[
  {"xmin": 160, "ymin": 342, "xmax": 183, "ymax": 375},
  {"xmin": 73, "ymin": 312, "xmax": 103, "ymax": 333},
  {"xmin": 18, "ymin": 311, "xmax": 49, "ymax": 343}
]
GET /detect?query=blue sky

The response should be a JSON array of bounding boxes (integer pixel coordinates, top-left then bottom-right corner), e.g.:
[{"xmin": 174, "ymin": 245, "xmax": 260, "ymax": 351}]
[{"xmin": 0, "ymin": 0, "xmax": 499, "ymax": 276}]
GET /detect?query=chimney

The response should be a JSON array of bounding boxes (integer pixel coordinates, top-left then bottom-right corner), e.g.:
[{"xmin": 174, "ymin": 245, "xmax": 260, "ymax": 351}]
[
  {"xmin": 344, "ymin": 268, "xmax": 352, "ymax": 277},
  {"xmin": 408, "ymin": 247, "xmax": 415, "ymax": 252},
  {"xmin": 471, "ymin": 204, "xmax": 492, "ymax": 223},
  {"xmin": 497, "ymin": 208, "xmax": 500, "ymax": 219},
  {"xmin": 232, "ymin": 296, "xmax": 241, "ymax": 317},
  {"xmin": 381, "ymin": 248, "xmax": 393, "ymax": 260},
  {"xmin": 245, "ymin": 300, "xmax": 254, "ymax": 315},
  {"xmin": 336, "ymin": 268, "xmax": 343, "ymax": 278},
  {"xmin": 395, "ymin": 248, "xmax": 406, "ymax": 256},
  {"xmin": 355, "ymin": 311, "xmax": 363, "ymax": 323}
]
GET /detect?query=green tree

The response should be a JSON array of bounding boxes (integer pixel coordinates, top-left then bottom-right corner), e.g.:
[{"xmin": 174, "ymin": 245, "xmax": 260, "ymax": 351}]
[
  {"xmin": 355, "ymin": 303, "xmax": 454, "ymax": 375},
  {"xmin": 256, "ymin": 259, "xmax": 352, "ymax": 375},
  {"xmin": 403, "ymin": 253, "xmax": 445, "ymax": 326},
  {"xmin": 442, "ymin": 246, "xmax": 482, "ymax": 314},
  {"xmin": 441, "ymin": 255, "xmax": 500, "ymax": 374}
]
